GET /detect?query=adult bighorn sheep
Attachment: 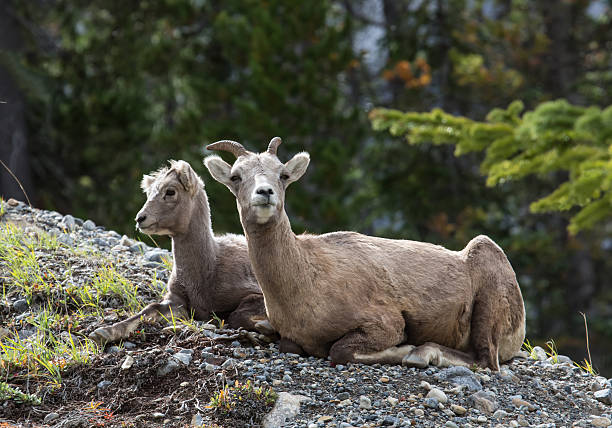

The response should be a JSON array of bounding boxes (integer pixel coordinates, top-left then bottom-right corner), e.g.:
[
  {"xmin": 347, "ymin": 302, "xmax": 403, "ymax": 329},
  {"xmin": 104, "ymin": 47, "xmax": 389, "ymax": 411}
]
[
  {"xmin": 204, "ymin": 138, "xmax": 526, "ymax": 370},
  {"xmin": 90, "ymin": 160, "xmax": 269, "ymax": 344}
]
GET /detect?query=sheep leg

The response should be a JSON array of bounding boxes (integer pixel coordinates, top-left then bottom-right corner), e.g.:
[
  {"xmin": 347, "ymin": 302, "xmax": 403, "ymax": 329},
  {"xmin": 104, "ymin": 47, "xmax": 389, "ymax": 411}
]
[
  {"xmin": 89, "ymin": 298, "xmax": 187, "ymax": 345},
  {"xmin": 468, "ymin": 296, "xmax": 501, "ymax": 370},
  {"xmin": 226, "ymin": 293, "xmax": 270, "ymax": 332},
  {"xmin": 402, "ymin": 342, "xmax": 475, "ymax": 368},
  {"xmin": 329, "ymin": 314, "xmax": 406, "ymax": 365},
  {"xmin": 279, "ymin": 337, "xmax": 306, "ymax": 356}
]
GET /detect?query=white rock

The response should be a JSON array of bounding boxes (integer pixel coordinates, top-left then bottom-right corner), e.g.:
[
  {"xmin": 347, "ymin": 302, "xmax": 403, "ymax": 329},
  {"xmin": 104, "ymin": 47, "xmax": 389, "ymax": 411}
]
[
  {"xmin": 594, "ymin": 389, "xmax": 612, "ymax": 405},
  {"xmin": 420, "ymin": 380, "xmax": 432, "ymax": 390},
  {"xmin": 531, "ymin": 346, "xmax": 547, "ymax": 361},
  {"xmin": 387, "ymin": 396, "xmax": 399, "ymax": 406},
  {"xmin": 262, "ymin": 392, "xmax": 310, "ymax": 428},
  {"xmin": 359, "ymin": 395, "xmax": 371, "ymax": 409},
  {"xmin": 426, "ymin": 388, "xmax": 448, "ymax": 404},
  {"xmin": 121, "ymin": 355, "xmax": 134, "ymax": 370},
  {"xmin": 591, "ymin": 416, "xmax": 612, "ymax": 427}
]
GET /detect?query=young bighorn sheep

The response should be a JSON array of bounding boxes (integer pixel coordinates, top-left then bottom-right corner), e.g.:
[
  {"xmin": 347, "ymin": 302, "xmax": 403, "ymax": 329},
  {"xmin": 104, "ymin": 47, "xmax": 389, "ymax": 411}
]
[
  {"xmin": 89, "ymin": 160, "xmax": 268, "ymax": 344},
  {"xmin": 204, "ymin": 138, "xmax": 526, "ymax": 370}
]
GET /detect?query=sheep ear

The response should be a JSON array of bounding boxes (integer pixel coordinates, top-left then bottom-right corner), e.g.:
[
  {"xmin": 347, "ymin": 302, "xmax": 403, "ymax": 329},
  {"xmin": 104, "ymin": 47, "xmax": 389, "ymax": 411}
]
[
  {"xmin": 204, "ymin": 155, "xmax": 233, "ymax": 187},
  {"xmin": 172, "ymin": 160, "xmax": 197, "ymax": 194},
  {"xmin": 284, "ymin": 152, "xmax": 310, "ymax": 185},
  {"xmin": 141, "ymin": 174, "xmax": 156, "ymax": 192}
]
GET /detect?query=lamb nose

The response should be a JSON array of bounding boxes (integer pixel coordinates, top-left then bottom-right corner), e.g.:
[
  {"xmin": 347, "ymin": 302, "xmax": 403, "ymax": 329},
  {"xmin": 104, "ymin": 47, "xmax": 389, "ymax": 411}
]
[
  {"xmin": 136, "ymin": 215, "xmax": 147, "ymax": 224},
  {"xmin": 256, "ymin": 187, "xmax": 274, "ymax": 196}
]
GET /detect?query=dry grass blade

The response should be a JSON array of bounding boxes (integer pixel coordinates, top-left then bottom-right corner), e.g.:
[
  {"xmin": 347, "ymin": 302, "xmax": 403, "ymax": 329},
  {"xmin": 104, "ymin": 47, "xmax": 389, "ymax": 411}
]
[{"xmin": 0, "ymin": 159, "xmax": 32, "ymax": 207}]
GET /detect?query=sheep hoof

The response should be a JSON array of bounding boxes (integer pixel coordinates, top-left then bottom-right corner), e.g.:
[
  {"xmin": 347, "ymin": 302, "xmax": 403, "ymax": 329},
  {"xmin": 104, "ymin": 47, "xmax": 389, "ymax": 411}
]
[
  {"xmin": 402, "ymin": 353, "xmax": 428, "ymax": 368},
  {"xmin": 89, "ymin": 327, "xmax": 114, "ymax": 345},
  {"xmin": 254, "ymin": 319, "xmax": 276, "ymax": 336}
]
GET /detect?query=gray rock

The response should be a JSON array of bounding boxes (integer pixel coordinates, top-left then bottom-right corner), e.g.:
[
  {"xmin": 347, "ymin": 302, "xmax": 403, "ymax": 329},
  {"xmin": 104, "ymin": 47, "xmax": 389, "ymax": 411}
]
[
  {"xmin": 130, "ymin": 242, "xmax": 147, "ymax": 253},
  {"xmin": 594, "ymin": 388, "xmax": 612, "ymax": 405},
  {"xmin": 427, "ymin": 387, "xmax": 448, "ymax": 404},
  {"xmin": 58, "ymin": 234, "xmax": 75, "ymax": 247},
  {"xmin": 423, "ymin": 397, "xmax": 439, "ymax": 408},
  {"xmin": 82, "ymin": 219, "xmax": 96, "ymax": 231},
  {"xmin": 263, "ymin": 392, "xmax": 310, "ymax": 428},
  {"xmin": 445, "ymin": 422, "xmax": 459, "ymax": 428},
  {"xmin": 120, "ymin": 235, "xmax": 132, "ymax": 247},
  {"xmin": 13, "ymin": 299, "xmax": 29, "ymax": 313},
  {"xmin": 62, "ymin": 215, "xmax": 76, "ymax": 231},
  {"xmin": 157, "ymin": 358, "xmax": 180, "ymax": 376},
  {"xmin": 145, "ymin": 249, "xmax": 169, "ymax": 263},
  {"xmin": 435, "ymin": 366, "xmax": 483, "ymax": 391},
  {"xmin": 468, "ymin": 390, "xmax": 498, "ymax": 414},
  {"xmin": 172, "ymin": 352, "xmax": 192, "ymax": 366},
  {"xmin": 337, "ymin": 392, "xmax": 350, "ymax": 401},
  {"xmin": 221, "ymin": 358, "xmax": 236, "ymax": 370},
  {"xmin": 44, "ymin": 413, "xmax": 60, "ymax": 423},
  {"xmin": 191, "ymin": 412, "xmax": 203, "ymax": 427},
  {"xmin": 97, "ymin": 380, "xmax": 112, "ymax": 389},
  {"xmin": 531, "ymin": 346, "xmax": 547, "ymax": 361},
  {"xmin": 359, "ymin": 395, "xmax": 372, "ymax": 409}
]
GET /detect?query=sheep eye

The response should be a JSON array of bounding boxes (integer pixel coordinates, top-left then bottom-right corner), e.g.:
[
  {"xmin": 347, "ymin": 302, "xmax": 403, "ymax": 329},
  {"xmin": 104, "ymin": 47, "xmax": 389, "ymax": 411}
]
[
  {"xmin": 230, "ymin": 175, "xmax": 241, "ymax": 182},
  {"xmin": 280, "ymin": 173, "xmax": 290, "ymax": 181},
  {"xmin": 165, "ymin": 189, "xmax": 176, "ymax": 196}
]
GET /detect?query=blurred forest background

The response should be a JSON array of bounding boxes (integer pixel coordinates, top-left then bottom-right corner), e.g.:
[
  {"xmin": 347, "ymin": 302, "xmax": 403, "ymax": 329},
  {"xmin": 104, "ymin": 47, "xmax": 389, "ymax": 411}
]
[{"xmin": 1, "ymin": 0, "xmax": 611, "ymax": 375}]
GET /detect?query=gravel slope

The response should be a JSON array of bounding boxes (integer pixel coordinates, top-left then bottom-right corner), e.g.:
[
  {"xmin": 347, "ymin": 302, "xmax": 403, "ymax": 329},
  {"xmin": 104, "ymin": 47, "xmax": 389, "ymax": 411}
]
[{"xmin": 1, "ymin": 199, "xmax": 611, "ymax": 428}]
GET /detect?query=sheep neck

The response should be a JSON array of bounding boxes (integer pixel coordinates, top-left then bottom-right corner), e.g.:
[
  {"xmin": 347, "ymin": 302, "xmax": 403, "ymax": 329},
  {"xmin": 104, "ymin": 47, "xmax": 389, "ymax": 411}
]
[
  {"xmin": 244, "ymin": 210, "xmax": 301, "ymax": 300},
  {"xmin": 171, "ymin": 190, "xmax": 218, "ymax": 283}
]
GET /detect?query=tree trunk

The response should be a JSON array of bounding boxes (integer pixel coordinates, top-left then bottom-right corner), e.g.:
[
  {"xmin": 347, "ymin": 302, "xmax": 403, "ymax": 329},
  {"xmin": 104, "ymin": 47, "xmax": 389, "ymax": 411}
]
[{"xmin": 0, "ymin": 1, "xmax": 35, "ymax": 204}]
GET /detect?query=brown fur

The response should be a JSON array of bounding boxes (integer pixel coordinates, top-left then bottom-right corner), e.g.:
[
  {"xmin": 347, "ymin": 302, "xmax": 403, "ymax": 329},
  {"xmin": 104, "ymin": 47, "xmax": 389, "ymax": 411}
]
[
  {"xmin": 89, "ymin": 160, "xmax": 268, "ymax": 345},
  {"xmin": 204, "ymin": 139, "xmax": 526, "ymax": 370}
]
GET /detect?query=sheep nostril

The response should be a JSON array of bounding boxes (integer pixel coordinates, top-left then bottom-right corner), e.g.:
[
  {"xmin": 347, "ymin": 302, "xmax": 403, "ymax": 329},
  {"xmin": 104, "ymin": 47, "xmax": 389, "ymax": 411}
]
[{"xmin": 136, "ymin": 215, "xmax": 147, "ymax": 224}]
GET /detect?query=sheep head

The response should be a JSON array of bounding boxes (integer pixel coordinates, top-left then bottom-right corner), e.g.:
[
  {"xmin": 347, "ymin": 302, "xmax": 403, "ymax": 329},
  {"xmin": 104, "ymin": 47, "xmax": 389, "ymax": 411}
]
[
  {"xmin": 204, "ymin": 137, "xmax": 310, "ymax": 227},
  {"xmin": 136, "ymin": 160, "xmax": 205, "ymax": 236}
]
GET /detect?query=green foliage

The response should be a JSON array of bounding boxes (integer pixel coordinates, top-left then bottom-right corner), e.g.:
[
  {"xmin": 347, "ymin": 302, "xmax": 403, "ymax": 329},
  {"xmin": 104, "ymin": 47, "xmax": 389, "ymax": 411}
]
[
  {"xmin": 207, "ymin": 380, "xmax": 277, "ymax": 413},
  {"xmin": 13, "ymin": 0, "xmax": 365, "ymax": 236},
  {"xmin": 0, "ymin": 381, "xmax": 41, "ymax": 405},
  {"xmin": 370, "ymin": 99, "xmax": 612, "ymax": 234}
]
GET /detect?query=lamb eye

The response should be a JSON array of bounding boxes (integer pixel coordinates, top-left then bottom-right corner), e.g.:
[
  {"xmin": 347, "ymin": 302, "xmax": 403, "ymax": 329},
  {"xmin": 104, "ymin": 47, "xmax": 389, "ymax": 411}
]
[
  {"xmin": 230, "ymin": 175, "xmax": 241, "ymax": 182},
  {"xmin": 280, "ymin": 173, "xmax": 290, "ymax": 180},
  {"xmin": 165, "ymin": 189, "xmax": 176, "ymax": 196}
]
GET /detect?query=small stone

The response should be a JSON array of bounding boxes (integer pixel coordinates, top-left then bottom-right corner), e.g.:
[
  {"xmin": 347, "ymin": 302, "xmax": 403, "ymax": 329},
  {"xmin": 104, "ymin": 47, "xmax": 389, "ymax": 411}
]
[
  {"xmin": 121, "ymin": 355, "xmax": 134, "ymax": 369},
  {"xmin": 387, "ymin": 396, "xmax": 399, "ymax": 406},
  {"xmin": 414, "ymin": 408, "xmax": 424, "ymax": 417},
  {"xmin": 435, "ymin": 366, "xmax": 482, "ymax": 391},
  {"xmin": 468, "ymin": 390, "xmax": 498, "ymax": 414},
  {"xmin": 359, "ymin": 395, "xmax": 372, "ymax": 409},
  {"xmin": 493, "ymin": 409, "xmax": 508, "ymax": 419},
  {"xmin": 130, "ymin": 242, "xmax": 147, "ymax": 253},
  {"xmin": 338, "ymin": 392, "xmax": 350, "ymax": 400},
  {"xmin": 477, "ymin": 415, "xmax": 488, "ymax": 423},
  {"xmin": 119, "ymin": 235, "xmax": 132, "ymax": 247},
  {"xmin": 152, "ymin": 412, "xmax": 164, "ymax": 419},
  {"xmin": 427, "ymin": 388, "xmax": 448, "ymax": 404},
  {"xmin": 445, "ymin": 422, "xmax": 459, "ymax": 428},
  {"xmin": 221, "ymin": 358, "xmax": 235, "ymax": 370},
  {"xmin": 512, "ymin": 397, "xmax": 537, "ymax": 411},
  {"xmin": 282, "ymin": 374, "xmax": 293, "ymax": 382},
  {"xmin": 531, "ymin": 346, "xmax": 547, "ymax": 361},
  {"xmin": 420, "ymin": 380, "xmax": 432, "ymax": 390},
  {"xmin": 201, "ymin": 323, "xmax": 217, "ymax": 331},
  {"xmin": 180, "ymin": 381, "xmax": 189, "ymax": 387},
  {"xmin": 509, "ymin": 420, "xmax": 519, "ymax": 428},
  {"xmin": 191, "ymin": 412, "xmax": 203, "ymax": 427},
  {"xmin": 263, "ymin": 392, "xmax": 310, "ymax": 427},
  {"xmin": 517, "ymin": 414, "xmax": 529, "ymax": 427},
  {"xmin": 44, "ymin": 413, "xmax": 60, "ymax": 423},
  {"xmin": 124, "ymin": 341, "xmax": 136, "ymax": 349},
  {"xmin": 157, "ymin": 358, "xmax": 180, "ymax": 376},
  {"xmin": 12, "ymin": 299, "xmax": 29, "ymax": 314},
  {"xmin": 423, "ymin": 397, "xmax": 439, "ymax": 409},
  {"xmin": 317, "ymin": 415, "xmax": 333, "ymax": 423},
  {"xmin": 451, "ymin": 404, "xmax": 467, "ymax": 415},
  {"xmin": 82, "ymin": 219, "xmax": 96, "ymax": 231},
  {"xmin": 594, "ymin": 389, "xmax": 612, "ymax": 405},
  {"xmin": 173, "ymin": 352, "xmax": 192, "ymax": 366},
  {"xmin": 97, "ymin": 380, "xmax": 112, "ymax": 389},
  {"xmin": 7, "ymin": 198, "xmax": 20, "ymax": 207},
  {"xmin": 381, "ymin": 416, "xmax": 397, "ymax": 426},
  {"xmin": 591, "ymin": 416, "xmax": 612, "ymax": 427},
  {"xmin": 380, "ymin": 376, "xmax": 389, "ymax": 383},
  {"xmin": 144, "ymin": 249, "xmax": 169, "ymax": 263},
  {"xmin": 62, "ymin": 215, "xmax": 76, "ymax": 231},
  {"xmin": 203, "ymin": 363, "xmax": 219, "ymax": 372}
]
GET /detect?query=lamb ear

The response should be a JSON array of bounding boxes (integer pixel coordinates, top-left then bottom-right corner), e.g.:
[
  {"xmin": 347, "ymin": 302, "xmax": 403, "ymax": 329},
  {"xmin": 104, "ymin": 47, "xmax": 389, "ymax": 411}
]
[
  {"xmin": 203, "ymin": 155, "xmax": 233, "ymax": 187},
  {"xmin": 284, "ymin": 152, "xmax": 310, "ymax": 185},
  {"xmin": 172, "ymin": 160, "xmax": 197, "ymax": 194},
  {"xmin": 141, "ymin": 174, "xmax": 156, "ymax": 192}
]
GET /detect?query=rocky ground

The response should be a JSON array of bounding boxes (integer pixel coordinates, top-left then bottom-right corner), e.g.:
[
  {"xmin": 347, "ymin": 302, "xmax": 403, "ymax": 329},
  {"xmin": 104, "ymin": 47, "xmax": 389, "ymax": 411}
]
[{"xmin": 1, "ymin": 198, "xmax": 611, "ymax": 428}]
